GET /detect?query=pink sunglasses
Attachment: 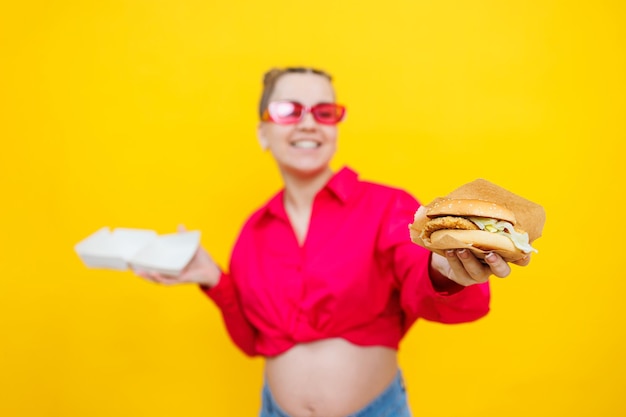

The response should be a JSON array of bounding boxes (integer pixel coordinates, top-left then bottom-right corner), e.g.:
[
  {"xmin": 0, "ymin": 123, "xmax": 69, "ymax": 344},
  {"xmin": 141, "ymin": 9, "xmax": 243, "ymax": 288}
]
[{"xmin": 262, "ymin": 101, "xmax": 346, "ymax": 125}]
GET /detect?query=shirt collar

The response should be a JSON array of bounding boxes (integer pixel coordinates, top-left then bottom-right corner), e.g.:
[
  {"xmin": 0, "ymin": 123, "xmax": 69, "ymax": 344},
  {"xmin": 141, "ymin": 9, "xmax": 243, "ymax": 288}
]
[
  {"xmin": 264, "ymin": 166, "xmax": 359, "ymax": 219},
  {"xmin": 326, "ymin": 166, "xmax": 359, "ymax": 203}
]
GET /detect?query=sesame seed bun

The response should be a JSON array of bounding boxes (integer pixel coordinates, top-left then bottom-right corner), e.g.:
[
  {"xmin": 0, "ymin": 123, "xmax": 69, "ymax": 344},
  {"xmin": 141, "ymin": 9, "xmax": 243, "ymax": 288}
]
[{"xmin": 427, "ymin": 198, "xmax": 516, "ymax": 224}]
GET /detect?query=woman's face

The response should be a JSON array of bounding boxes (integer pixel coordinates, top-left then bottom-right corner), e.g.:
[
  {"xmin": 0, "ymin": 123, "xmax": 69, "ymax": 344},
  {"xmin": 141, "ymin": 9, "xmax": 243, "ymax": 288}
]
[{"xmin": 258, "ymin": 72, "xmax": 339, "ymax": 178}]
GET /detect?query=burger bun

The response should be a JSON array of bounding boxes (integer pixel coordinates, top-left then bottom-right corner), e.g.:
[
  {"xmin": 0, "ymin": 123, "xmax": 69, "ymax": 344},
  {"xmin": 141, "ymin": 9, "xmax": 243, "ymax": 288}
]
[
  {"xmin": 427, "ymin": 198, "xmax": 517, "ymax": 224},
  {"xmin": 425, "ymin": 229, "xmax": 526, "ymax": 263}
]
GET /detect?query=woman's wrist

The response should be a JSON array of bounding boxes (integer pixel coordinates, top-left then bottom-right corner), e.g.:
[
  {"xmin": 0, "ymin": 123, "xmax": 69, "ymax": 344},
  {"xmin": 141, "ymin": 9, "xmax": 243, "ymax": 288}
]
[
  {"xmin": 428, "ymin": 252, "xmax": 464, "ymax": 294},
  {"xmin": 200, "ymin": 264, "xmax": 222, "ymax": 288}
]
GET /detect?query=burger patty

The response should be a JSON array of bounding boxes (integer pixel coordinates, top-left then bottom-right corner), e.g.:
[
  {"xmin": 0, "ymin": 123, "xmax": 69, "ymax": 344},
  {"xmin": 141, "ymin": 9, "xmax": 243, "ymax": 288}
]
[{"xmin": 421, "ymin": 216, "xmax": 479, "ymax": 239}]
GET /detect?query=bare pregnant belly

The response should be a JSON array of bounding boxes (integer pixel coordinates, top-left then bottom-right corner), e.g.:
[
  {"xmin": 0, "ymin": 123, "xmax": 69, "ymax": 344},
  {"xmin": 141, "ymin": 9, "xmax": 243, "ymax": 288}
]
[{"xmin": 264, "ymin": 338, "xmax": 399, "ymax": 417}]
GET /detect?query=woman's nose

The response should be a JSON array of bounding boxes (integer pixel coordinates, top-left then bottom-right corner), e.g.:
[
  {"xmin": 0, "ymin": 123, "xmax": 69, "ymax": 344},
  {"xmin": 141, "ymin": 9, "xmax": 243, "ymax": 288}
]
[{"xmin": 297, "ymin": 110, "xmax": 317, "ymax": 129}]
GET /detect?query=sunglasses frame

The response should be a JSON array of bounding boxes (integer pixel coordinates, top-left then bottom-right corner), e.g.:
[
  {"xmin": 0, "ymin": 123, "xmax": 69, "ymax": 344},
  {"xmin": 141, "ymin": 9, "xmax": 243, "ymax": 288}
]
[{"xmin": 262, "ymin": 101, "xmax": 346, "ymax": 125}]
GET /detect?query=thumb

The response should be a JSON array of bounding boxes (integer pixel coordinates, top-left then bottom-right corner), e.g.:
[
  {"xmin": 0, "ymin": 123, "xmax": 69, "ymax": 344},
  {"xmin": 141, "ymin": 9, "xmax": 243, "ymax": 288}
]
[{"xmin": 177, "ymin": 224, "xmax": 187, "ymax": 233}]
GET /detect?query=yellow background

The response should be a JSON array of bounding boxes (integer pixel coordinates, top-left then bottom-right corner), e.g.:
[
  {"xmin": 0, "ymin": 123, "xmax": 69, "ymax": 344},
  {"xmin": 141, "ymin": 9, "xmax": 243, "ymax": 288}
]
[{"xmin": 1, "ymin": 0, "xmax": 624, "ymax": 416}]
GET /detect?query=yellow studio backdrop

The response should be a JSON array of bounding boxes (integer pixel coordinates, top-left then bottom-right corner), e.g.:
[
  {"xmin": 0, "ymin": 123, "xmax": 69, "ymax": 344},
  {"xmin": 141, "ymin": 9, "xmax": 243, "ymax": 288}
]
[{"xmin": 1, "ymin": 0, "xmax": 624, "ymax": 416}]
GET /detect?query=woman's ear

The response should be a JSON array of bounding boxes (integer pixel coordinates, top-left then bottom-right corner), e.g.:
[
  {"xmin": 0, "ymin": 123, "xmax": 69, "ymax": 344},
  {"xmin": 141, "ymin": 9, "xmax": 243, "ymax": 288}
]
[{"xmin": 257, "ymin": 123, "xmax": 269, "ymax": 150}]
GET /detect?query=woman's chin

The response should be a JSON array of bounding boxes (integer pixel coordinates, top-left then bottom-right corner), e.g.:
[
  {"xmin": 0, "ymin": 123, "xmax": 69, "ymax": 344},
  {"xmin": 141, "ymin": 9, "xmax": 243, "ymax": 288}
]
[{"xmin": 280, "ymin": 161, "xmax": 333, "ymax": 179}]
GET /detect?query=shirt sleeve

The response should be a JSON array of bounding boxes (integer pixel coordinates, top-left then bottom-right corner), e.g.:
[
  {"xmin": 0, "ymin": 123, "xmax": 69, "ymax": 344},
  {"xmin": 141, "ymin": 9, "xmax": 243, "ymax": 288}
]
[
  {"xmin": 377, "ymin": 189, "xmax": 491, "ymax": 334},
  {"xmin": 199, "ymin": 271, "xmax": 258, "ymax": 357}
]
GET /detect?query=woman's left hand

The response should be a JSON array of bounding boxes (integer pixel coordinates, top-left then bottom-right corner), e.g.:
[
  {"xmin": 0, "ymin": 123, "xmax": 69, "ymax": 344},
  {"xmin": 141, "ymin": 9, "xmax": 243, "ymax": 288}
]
[{"xmin": 431, "ymin": 249, "xmax": 531, "ymax": 287}]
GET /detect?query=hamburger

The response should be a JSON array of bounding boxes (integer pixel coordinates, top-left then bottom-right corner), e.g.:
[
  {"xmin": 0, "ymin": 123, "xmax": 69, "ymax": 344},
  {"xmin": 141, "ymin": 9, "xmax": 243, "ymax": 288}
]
[{"xmin": 409, "ymin": 198, "xmax": 538, "ymax": 262}]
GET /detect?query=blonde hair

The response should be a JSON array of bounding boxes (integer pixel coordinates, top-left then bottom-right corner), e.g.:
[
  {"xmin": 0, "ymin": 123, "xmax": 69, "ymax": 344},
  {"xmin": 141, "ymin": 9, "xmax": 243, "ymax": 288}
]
[{"xmin": 258, "ymin": 67, "xmax": 333, "ymax": 119}]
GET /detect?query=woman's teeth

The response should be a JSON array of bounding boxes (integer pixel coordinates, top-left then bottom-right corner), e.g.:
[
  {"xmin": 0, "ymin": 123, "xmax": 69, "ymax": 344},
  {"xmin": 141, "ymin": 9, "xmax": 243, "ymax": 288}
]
[{"xmin": 292, "ymin": 140, "xmax": 319, "ymax": 149}]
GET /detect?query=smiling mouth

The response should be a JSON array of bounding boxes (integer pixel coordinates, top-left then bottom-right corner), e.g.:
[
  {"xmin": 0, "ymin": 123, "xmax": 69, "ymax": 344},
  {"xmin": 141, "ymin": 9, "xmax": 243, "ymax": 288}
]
[{"xmin": 291, "ymin": 140, "xmax": 320, "ymax": 149}]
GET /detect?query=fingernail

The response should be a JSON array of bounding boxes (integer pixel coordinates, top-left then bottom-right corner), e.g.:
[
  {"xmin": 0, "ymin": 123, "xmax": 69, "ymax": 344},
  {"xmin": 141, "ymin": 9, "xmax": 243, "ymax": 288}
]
[
  {"xmin": 485, "ymin": 252, "xmax": 496, "ymax": 263},
  {"xmin": 446, "ymin": 250, "xmax": 456, "ymax": 257},
  {"xmin": 458, "ymin": 249, "xmax": 470, "ymax": 259}
]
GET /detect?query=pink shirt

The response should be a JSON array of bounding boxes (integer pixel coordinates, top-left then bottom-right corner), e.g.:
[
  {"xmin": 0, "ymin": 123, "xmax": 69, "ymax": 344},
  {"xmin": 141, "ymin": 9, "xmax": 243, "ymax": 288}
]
[{"xmin": 203, "ymin": 167, "xmax": 490, "ymax": 357}]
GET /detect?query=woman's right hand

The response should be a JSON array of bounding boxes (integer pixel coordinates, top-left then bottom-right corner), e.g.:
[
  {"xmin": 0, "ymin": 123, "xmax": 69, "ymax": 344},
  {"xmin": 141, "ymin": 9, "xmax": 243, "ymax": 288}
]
[{"xmin": 135, "ymin": 225, "xmax": 221, "ymax": 288}]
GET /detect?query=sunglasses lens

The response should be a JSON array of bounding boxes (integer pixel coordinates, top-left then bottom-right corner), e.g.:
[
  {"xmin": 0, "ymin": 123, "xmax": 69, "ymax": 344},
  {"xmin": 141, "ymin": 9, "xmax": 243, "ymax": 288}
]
[
  {"xmin": 312, "ymin": 104, "xmax": 346, "ymax": 124},
  {"xmin": 268, "ymin": 102, "xmax": 303, "ymax": 124}
]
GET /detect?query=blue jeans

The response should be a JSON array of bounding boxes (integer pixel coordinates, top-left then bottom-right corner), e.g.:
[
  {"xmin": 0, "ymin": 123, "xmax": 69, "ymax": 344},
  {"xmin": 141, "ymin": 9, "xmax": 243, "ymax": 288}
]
[{"xmin": 259, "ymin": 371, "xmax": 412, "ymax": 417}]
